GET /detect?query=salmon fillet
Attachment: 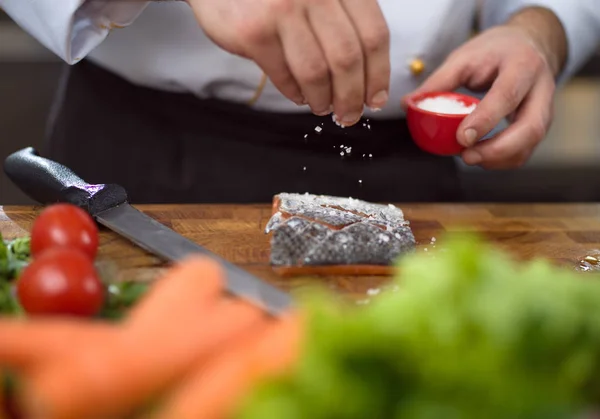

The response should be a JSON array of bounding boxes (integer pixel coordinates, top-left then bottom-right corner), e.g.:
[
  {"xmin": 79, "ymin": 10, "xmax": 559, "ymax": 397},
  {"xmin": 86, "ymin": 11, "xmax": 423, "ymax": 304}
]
[{"xmin": 265, "ymin": 193, "xmax": 416, "ymax": 277}]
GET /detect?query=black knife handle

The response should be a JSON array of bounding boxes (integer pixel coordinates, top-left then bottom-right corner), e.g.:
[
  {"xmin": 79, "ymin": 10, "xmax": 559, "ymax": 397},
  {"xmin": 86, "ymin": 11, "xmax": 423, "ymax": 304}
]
[{"xmin": 4, "ymin": 147, "xmax": 128, "ymax": 216}]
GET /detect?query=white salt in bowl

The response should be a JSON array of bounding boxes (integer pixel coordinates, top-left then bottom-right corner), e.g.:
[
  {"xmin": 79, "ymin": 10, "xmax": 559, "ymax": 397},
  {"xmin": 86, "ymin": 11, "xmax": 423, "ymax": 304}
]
[{"xmin": 406, "ymin": 92, "xmax": 480, "ymax": 156}]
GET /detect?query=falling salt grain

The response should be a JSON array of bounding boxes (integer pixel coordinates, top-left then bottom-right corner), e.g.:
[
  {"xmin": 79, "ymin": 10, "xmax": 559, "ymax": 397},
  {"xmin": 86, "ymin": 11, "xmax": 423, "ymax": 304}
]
[
  {"xmin": 369, "ymin": 154, "xmax": 373, "ymax": 158},
  {"xmin": 358, "ymin": 179, "xmax": 363, "ymax": 184},
  {"xmin": 314, "ymin": 126, "xmax": 322, "ymax": 133},
  {"xmin": 303, "ymin": 166, "xmax": 306, "ymax": 171},
  {"xmin": 340, "ymin": 151, "xmax": 345, "ymax": 156},
  {"xmin": 431, "ymin": 237, "xmax": 437, "ymax": 243},
  {"xmin": 367, "ymin": 288, "xmax": 381, "ymax": 296},
  {"xmin": 356, "ymin": 299, "xmax": 370, "ymax": 305},
  {"xmin": 332, "ymin": 114, "xmax": 346, "ymax": 128}
]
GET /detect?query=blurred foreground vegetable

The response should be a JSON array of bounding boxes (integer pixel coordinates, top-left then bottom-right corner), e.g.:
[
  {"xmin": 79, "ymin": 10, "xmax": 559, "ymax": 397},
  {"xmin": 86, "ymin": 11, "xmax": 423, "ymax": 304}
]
[
  {"xmin": 236, "ymin": 234, "xmax": 600, "ymax": 419},
  {"xmin": 4, "ymin": 233, "xmax": 600, "ymax": 419},
  {"xmin": 0, "ymin": 234, "xmax": 30, "ymax": 283},
  {"xmin": 0, "ymin": 234, "xmax": 30, "ymax": 315},
  {"xmin": 0, "ymin": 256, "xmax": 300, "ymax": 419}
]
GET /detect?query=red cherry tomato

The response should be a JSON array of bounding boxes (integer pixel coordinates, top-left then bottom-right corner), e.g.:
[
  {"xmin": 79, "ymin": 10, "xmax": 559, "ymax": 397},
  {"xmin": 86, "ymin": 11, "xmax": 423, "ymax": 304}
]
[
  {"xmin": 31, "ymin": 204, "xmax": 99, "ymax": 260},
  {"xmin": 16, "ymin": 247, "xmax": 105, "ymax": 317}
]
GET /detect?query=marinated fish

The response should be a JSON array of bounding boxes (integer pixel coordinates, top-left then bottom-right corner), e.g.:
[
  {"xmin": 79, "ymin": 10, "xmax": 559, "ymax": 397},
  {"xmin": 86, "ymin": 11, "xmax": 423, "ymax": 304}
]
[{"xmin": 265, "ymin": 193, "xmax": 416, "ymax": 276}]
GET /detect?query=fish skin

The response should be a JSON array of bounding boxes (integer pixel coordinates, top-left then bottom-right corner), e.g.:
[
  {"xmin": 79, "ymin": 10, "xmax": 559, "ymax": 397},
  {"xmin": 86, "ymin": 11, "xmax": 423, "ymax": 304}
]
[{"xmin": 266, "ymin": 193, "xmax": 416, "ymax": 268}]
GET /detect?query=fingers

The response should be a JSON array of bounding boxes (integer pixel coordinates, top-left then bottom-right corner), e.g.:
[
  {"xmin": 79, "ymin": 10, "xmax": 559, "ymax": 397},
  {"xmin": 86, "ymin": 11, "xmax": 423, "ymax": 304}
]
[
  {"xmin": 341, "ymin": 0, "xmax": 390, "ymax": 110},
  {"xmin": 276, "ymin": 12, "xmax": 332, "ymax": 114},
  {"xmin": 276, "ymin": 0, "xmax": 390, "ymax": 125},
  {"xmin": 249, "ymin": 38, "xmax": 305, "ymax": 106},
  {"xmin": 189, "ymin": 0, "xmax": 391, "ymax": 118},
  {"xmin": 306, "ymin": 0, "xmax": 365, "ymax": 125},
  {"xmin": 220, "ymin": 3, "xmax": 306, "ymax": 106},
  {"xmin": 462, "ymin": 73, "xmax": 555, "ymax": 169},
  {"xmin": 457, "ymin": 63, "xmax": 537, "ymax": 148}
]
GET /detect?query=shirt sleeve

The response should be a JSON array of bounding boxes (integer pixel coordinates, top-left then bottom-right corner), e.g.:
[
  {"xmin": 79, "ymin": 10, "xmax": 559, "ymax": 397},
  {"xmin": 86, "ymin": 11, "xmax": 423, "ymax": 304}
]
[
  {"xmin": 480, "ymin": 0, "xmax": 600, "ymax": 84},
  {"xmin": 0, "ymin": 0, "xmax": 149, "ymax": 64}
]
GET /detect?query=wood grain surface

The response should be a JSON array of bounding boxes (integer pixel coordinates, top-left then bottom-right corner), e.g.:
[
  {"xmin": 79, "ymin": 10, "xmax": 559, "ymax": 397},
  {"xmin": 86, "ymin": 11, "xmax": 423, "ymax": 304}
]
[{"xmin": 2, "ymin": 204, "xmax": 599, "ymax": 300}]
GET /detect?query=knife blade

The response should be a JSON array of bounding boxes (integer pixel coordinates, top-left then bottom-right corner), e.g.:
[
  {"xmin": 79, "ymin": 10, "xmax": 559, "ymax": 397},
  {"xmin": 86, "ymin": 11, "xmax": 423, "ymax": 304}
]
[{"xmin": 4, "ymin": 147, "xmax": 292, "ymax": 316}]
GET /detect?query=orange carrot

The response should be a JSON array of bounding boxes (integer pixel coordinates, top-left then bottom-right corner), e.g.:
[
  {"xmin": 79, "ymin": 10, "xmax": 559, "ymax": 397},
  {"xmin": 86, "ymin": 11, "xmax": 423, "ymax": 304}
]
[
  {"xmin": 0, "ymin": 256, "xmax": 222, "ymax": 372},
  {"xmin": 250, "ymin": 312, "xmax": 303, "ymax": 374},
  {"xmin": 0, "ymin": 319, "xmax": 115, "ymax": 371},
  {"xmin": 151, "ymin": 312, "xmax": 303, "ymax": 419},
  {"xmin": 20, "ymin": 257, "xmax": 265, "ymax": 419},
  {"xmin": 124, "ymin": 256, "xmax": 224, "ymax": 331}
]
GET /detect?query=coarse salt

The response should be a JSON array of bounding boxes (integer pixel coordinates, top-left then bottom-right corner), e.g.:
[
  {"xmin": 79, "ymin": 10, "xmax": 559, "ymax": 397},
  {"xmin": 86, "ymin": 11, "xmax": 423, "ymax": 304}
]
[{"xmin": 417, "ymin": 97, "xmax": 476, "ymax": 115}]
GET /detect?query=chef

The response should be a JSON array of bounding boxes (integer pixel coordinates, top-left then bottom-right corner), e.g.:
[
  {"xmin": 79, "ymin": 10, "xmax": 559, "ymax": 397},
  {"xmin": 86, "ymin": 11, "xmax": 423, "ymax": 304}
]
[{"xmin": 1, "ymin": 0, "xmax": 599, "ymax": 204}]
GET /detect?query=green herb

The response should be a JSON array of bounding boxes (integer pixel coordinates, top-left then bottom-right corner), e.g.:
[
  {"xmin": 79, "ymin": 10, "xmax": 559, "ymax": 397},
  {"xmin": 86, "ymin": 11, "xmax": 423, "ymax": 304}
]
[
  {"xmin": 2, "ymin": 369, "xmax": 23, "ymax": 419},
  {"xmin": 2, "ymin": 370, "xmax": 18, "ymax": 401},
  {"xmin": 0, "ymin": 234, "xmax": 10, "ymax": 281},
  {"xmin": 0, "ymin": 233, "xmax": 31, "ymax": 283},
  {"xmin": 8, "ymin": 236, "xmax": 31, "ymax": 262},
  {"xmin": 236, "ymin": 234, "xmax": 600, "ymax": 419},
  {"xmin": 0, "ymin": 280, "xmax": 22, "ymax": 316},
  {"xmin": 99, "ymin": 281, "xmax": 149, "ymax": 321},
  {"xmin": 0, "ymin": 233, "xmax": 30, "ymax": 316}
]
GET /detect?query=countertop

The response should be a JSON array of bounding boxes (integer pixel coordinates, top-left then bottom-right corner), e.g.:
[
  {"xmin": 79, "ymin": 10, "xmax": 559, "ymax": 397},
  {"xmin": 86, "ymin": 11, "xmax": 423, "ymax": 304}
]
[{"xmin": 1, "ymin": 203, "xmax": 599, "ymax": 300}]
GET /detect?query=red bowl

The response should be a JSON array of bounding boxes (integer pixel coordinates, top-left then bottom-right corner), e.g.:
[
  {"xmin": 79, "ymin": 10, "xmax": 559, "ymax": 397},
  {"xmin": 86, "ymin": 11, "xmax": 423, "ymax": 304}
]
[{"xmin": 406, "ymin": 91, "xmax": 480, "ymax": 156}]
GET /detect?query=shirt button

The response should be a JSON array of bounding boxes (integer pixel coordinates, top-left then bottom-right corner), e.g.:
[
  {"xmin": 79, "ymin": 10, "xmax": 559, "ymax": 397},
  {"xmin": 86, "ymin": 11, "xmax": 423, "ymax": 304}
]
[{"xmin": 409, "ymin": 58, "xmax": 425, "ymax": 76}]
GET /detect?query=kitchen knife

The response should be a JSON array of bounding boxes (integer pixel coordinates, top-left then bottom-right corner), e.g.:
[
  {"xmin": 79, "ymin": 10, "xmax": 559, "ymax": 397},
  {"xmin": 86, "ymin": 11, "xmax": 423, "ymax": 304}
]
[{"xmin": 4, "ymin": 147, "xmax": 292, "ymax": 316}]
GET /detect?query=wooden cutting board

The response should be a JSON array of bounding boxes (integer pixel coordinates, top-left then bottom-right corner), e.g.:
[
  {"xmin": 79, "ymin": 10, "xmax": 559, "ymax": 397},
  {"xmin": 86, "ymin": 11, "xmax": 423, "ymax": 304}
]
[{"xmin": 2, "ymin": 203, "xmax": 599, "ymax": 300}]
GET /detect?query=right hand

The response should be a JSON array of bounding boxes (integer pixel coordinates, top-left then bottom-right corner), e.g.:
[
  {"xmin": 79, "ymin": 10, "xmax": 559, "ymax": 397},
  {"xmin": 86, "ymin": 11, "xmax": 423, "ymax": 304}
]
[{"xmin": 187, "ymin": 0, "xmax": 391, "ymax": 127}]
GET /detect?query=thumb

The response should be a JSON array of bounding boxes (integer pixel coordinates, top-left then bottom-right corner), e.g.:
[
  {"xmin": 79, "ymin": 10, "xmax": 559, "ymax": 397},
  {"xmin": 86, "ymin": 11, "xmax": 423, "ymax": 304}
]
[{"xmin": 401, "ymin": 55, "xmax": 466, "ymax": 109}]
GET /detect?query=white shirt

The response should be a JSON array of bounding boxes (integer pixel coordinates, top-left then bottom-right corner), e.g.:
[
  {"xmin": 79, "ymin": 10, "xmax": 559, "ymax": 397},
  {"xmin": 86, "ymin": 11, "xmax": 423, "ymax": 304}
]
[{"xmin": 1, "ymin": 0, "xmax": 599, "ymax": 119}]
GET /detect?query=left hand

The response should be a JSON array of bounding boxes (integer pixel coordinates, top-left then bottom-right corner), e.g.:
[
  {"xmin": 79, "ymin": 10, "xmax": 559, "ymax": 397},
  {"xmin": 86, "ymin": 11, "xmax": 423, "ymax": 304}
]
[{"xmin": 403, "ymin": 8, "xmax": 567, "ymax": 169}]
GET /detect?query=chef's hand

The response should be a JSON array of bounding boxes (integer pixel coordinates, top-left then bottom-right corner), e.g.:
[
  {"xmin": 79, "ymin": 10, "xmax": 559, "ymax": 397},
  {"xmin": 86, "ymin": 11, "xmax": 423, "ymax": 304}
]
[
  {"xmin": 404, "ymin": 7, "xmax": 567, "ymax": 169},
  {"xmin": 187, "ymin": 0, "xmax": 390, "ymax": 127}
]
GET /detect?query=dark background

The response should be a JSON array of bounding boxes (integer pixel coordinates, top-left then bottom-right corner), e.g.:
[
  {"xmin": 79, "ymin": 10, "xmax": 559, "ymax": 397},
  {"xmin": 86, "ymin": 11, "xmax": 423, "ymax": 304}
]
[{"xmin": 1, "ymin": 10, "xmax": 600, "ymax": 204}]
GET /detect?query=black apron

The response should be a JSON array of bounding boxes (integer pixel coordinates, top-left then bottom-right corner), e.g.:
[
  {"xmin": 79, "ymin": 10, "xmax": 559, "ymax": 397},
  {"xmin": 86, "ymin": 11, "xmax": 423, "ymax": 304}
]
[{"xmin": 44, "ymin": 60, "xmax": 463, "ymax": 204}]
